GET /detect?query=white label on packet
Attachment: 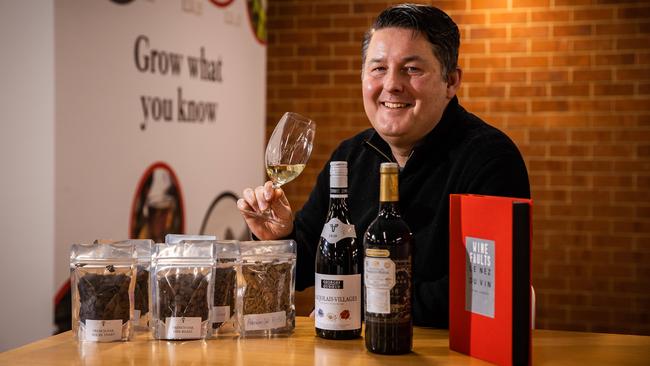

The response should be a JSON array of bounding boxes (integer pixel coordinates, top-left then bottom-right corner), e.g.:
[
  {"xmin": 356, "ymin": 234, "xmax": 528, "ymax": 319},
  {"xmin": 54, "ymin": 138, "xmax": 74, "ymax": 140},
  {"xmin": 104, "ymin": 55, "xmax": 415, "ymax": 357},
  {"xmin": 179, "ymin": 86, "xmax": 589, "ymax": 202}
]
[
  {"xmin": 85, "ymin": 319, "xmax": 122, "ymax": 342},
  {"xmin": 320, "ymin": 217, "xmax": 356, "ymax": 244},
  {"xmin": 165, "ymin": 317, "xmax": 201, "ymax": 339},
  {"xmin": 244, "ymin": 311, "xmax": 286, "ymax": 331},
  {"xmin": 212, "ymin": 306, "xmax": 231, "ymax": 323},
  {"xmin": 315, "ymin": 273, "xmax": 361, "ymax": 330}
]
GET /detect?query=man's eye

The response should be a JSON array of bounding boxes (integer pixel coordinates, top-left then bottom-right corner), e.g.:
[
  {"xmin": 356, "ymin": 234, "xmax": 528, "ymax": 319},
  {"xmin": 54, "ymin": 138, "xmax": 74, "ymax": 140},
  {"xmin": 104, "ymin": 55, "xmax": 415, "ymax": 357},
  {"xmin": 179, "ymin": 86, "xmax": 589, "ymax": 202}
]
[
  {"xmin": 372, "ymin": 66, "xmax": 386, "ymax": 73},
  {"xmin": 405, "ymin": 66, "xmax": 420, "ymax": 74}
]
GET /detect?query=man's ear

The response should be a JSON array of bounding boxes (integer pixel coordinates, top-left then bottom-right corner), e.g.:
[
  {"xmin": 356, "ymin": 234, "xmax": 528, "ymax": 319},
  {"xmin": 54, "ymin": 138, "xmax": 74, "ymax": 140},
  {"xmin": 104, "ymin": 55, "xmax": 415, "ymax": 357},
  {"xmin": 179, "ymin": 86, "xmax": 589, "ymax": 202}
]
[{"xmin": 446, "ymin": 68, "xmax": 462, "ymax": 99}]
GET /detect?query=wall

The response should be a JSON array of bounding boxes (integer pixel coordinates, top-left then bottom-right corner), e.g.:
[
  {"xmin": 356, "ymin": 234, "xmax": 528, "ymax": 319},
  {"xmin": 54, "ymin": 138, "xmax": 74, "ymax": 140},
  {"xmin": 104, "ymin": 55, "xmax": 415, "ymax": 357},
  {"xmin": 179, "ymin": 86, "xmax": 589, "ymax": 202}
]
[
  {"xmin": 0, "ymin": 0, "xmax": 265, "ymax": 351},
  {"xmin": 0, "ymin": 2, "xmax": 55, "ymax": 351},
  {"xmin": 53, "ymin": 0, "xmax": 266, "ymax": 292},
  {"xmin": 267, "ymin": 0, "xmax": 650, "ymax": 335}
]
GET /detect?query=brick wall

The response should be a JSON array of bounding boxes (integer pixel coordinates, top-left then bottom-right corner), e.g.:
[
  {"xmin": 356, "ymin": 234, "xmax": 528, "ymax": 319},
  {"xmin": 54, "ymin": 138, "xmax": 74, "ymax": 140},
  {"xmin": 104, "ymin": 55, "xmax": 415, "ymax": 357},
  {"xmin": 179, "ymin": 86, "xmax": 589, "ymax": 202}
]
[{"xmin": 267, "ymin": 0, "xmax": 650, "ymax": 335}]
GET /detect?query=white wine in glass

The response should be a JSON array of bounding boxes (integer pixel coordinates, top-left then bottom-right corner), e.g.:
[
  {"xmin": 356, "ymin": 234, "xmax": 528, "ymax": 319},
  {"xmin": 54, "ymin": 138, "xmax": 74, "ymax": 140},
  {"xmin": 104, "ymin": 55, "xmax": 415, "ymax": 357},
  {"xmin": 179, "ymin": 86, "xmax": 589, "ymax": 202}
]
[
  {"xmin": 243, "ymin": 112, "xmax": 315, "ymax": 224},
  {"xmin": 265, "ymin": 163, "xmax": 306, "ymax": 187}
]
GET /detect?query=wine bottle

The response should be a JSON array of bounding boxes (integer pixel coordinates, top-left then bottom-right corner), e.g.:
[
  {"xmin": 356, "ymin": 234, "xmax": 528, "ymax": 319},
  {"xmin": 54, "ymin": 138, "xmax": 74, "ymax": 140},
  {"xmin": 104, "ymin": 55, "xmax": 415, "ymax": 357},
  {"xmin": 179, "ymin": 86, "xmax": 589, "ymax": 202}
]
[
  {"xmin": 363, "ymin": 162, "xmax": 413, "ymax": 354},
  {"xmin": 315, "ymin": 161, "xmax": 362, "ymax": 339}
]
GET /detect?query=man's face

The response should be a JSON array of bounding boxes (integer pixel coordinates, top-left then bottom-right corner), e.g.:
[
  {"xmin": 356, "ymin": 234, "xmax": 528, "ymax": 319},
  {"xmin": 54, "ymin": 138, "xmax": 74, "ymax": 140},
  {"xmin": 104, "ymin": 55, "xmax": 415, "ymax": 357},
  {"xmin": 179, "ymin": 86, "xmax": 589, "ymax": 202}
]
[{"xmin": 362, "ymin": 27, "xmax": 458, "ymax": 150}]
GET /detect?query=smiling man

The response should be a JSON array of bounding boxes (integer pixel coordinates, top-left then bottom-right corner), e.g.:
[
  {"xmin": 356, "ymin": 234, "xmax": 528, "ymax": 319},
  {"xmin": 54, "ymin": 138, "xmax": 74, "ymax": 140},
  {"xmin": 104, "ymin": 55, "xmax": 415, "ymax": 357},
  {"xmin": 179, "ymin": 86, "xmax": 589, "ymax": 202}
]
[
  {"xmin": 361, "ymin": 25, "xmax": 460, "ymax": 166},
  {"xmin": 238, "ymin": 4, "xmax": 530, "ymax": 328}
]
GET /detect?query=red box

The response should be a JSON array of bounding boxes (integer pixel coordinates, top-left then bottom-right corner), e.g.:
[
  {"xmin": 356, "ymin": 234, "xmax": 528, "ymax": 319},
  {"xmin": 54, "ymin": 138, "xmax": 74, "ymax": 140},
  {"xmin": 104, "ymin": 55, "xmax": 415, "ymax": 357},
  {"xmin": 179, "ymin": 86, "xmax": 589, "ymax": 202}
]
[{"xmin": 449, "ymin": 194, "xmax": 532, "ymax": 366}]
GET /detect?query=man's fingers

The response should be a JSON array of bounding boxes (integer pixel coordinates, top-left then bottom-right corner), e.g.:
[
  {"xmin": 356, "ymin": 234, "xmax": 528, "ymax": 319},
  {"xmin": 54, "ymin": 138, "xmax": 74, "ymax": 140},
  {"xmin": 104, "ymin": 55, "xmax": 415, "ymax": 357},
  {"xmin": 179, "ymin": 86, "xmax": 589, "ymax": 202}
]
[
  {"xmin": 237, "ymin": 198, "xmax": 251, "ymax": 211},
  {"xmin": 264, "ymin": 181, "xmax": 275, "ymax": 201},
  {"xmin": 238, "ymin": 184, "xmax": 294, "ymax": 240},
  {"xmin": 254, "ymin": 186, "xmax": 268, "ymax": 211},
  {"xmin": 243, "ymin": 188, "xmax": 259, "ymax": 212},
  {"xmin": 276, "ymin": 188, "xmax": 289, "ymax": 205},
  {"xmin": 270, "ymin": 188, "xmax": 289, "ymax": 210}
]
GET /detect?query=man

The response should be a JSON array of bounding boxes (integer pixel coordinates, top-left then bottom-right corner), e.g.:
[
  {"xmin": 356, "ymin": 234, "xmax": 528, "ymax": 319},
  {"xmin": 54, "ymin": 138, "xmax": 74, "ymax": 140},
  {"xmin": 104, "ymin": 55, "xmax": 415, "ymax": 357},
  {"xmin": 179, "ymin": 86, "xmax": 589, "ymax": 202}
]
[{"xmin": 237, "ymin": 4, "xmax": 530, "ymax": 327}]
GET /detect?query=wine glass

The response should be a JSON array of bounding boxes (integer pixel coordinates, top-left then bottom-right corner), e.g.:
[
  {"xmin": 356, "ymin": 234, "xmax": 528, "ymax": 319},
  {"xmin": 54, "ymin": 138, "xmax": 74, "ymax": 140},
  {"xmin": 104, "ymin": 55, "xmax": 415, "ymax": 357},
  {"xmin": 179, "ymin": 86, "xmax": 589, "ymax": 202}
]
[{"xmin": 242, "ymin": 112, "xmax": 315, "ymax": 224}]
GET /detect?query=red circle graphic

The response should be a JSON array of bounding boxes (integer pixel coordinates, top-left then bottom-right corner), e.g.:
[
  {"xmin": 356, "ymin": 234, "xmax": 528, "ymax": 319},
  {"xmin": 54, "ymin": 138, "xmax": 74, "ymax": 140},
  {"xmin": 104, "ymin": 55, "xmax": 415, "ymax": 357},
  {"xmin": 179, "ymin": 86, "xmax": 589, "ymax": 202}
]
[
  {"xmin": 210, "ymin": 0, "xmax": 235, "ymax": 7},
  {"xmin": 129, "ymin": 162, "xmax": 185, "ymax": 242}
]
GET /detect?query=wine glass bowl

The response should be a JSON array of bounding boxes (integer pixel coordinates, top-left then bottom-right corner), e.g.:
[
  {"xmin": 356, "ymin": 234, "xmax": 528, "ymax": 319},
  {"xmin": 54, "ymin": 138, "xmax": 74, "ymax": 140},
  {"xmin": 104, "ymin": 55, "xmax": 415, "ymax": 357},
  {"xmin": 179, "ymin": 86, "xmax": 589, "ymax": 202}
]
[
  {"xmin": 241, "ymin": 112, "xmax": 315, "ymax": 225},
  {"xmin": 265, "ymin": 112, "xmax": 315, "ymax": 189}
]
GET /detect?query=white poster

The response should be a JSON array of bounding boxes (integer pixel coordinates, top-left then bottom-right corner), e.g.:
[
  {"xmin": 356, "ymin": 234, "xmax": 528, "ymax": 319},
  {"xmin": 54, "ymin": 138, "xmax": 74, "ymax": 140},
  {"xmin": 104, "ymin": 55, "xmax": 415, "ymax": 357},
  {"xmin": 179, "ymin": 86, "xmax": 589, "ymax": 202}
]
[{"xmin": 54, "ymin": 0, "xmax": 266, "ymax": 287}]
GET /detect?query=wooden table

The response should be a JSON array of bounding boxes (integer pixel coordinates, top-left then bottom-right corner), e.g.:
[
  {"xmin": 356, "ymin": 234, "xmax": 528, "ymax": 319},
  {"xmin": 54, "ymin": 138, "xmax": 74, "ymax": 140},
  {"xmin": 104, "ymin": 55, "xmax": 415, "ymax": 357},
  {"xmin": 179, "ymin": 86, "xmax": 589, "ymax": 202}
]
[{"xmin": 1, "ymin": 317, "xmax": 649, "ymax": 365}]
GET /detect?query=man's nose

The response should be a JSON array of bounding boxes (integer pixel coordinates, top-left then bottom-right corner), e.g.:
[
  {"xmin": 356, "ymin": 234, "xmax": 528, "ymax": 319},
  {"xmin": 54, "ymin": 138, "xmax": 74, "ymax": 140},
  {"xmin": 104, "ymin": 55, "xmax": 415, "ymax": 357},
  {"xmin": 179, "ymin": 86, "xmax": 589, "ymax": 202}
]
[{"xmin": 383, "ymin": 69, "xmax": 404, "ymax": 93}]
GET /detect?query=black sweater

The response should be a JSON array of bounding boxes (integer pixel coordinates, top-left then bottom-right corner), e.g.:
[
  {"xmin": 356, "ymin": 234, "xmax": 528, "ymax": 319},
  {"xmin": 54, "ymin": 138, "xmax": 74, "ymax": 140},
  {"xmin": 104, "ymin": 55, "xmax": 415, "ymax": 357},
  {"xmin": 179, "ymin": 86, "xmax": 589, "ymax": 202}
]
[{"xmin": 292, "ymin": 96, "xmax": 530, "ymax": 327}]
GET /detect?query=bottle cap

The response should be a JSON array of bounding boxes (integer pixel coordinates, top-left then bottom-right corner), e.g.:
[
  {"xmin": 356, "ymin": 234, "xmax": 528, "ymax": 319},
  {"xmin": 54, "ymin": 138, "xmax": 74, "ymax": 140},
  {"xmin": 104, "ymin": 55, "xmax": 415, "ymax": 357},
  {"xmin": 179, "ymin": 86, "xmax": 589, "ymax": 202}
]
[
  {"xmin": 330, "ymin": 161, "xmax": 348, "ymax": 189},
  {"xmin": 379, "ymin": 162, "xmax": 399, "ymax": 202},
  {"xmin": 330, "ymin": 161, "xmax": 348, "ymax": 176},
  {"xmin": 380, "ymin": 162, "xmax": 398, "ymax": 174}
]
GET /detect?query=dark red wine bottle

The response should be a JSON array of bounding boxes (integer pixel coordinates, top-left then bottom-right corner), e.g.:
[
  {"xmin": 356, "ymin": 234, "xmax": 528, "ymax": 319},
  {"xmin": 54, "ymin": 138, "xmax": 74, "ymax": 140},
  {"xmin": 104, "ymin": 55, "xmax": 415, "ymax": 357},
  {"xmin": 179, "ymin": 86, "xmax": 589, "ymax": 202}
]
[{"xmin": 363, "ymin": 162, "xmax": 413, "ymax": 354}]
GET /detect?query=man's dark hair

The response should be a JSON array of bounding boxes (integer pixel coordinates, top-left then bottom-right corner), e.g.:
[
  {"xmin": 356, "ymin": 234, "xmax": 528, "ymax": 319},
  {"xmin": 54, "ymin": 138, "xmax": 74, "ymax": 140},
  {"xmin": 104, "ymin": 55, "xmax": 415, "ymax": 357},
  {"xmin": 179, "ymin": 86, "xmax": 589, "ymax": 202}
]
[{"xmin": 361, "ymin": 3, "xmax": 460, "ymax": 81}]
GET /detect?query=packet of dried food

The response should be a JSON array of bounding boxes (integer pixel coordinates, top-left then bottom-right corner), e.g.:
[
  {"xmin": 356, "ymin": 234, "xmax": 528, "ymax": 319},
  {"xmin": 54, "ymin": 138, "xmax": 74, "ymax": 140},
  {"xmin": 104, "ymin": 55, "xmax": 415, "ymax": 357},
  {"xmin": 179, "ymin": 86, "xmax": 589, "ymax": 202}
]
[
  {"xmin": 239, "ymin": 240, "xmax": 296, "ymax": 337},
  {"xmin": 151, "ymin": 240, "xmax": 215, "ymax": 340},
  {"xmin": 210, "ymin": 240, "xmax": 240, "ymax": 337},
  {"xmin": 93, "ymin": 239, "xmax": 152, "ymax": 331},
  {"xmin": 165, "ymin": 234, "xmax": 216, "ymax": 244},
  {"xmin": 70, "ymin": 241, "xmax": 136, "ymax": 342},
  {"xmin": 132, "ymin": 239, "xmax": 153, "ymax": 330}
]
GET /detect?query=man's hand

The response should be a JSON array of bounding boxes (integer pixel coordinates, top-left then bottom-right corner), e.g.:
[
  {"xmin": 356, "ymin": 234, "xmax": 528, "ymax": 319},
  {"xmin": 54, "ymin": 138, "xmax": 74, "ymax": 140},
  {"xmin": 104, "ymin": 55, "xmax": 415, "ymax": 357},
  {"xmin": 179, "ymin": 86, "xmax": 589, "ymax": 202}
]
[{"xmin": 237, "ymin": 181, "xmax": 293, "ymax": 239}]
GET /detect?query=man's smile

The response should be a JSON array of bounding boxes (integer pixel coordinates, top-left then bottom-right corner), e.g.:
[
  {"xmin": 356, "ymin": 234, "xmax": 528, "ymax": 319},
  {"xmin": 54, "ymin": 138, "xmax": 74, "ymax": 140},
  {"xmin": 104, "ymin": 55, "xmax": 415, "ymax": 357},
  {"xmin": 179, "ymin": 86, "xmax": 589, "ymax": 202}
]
[{"xmin": 381, "ymin": 101, "xmax": 412, "ymax": 109}]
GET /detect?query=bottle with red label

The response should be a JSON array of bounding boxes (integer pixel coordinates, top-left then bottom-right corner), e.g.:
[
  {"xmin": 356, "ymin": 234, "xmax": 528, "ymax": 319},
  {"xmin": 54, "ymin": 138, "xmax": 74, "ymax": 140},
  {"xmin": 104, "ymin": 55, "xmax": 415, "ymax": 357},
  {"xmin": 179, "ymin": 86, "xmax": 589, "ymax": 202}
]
[{"xmin": 315, "ymin": 161, "xmax": 361, "ymax": 339}]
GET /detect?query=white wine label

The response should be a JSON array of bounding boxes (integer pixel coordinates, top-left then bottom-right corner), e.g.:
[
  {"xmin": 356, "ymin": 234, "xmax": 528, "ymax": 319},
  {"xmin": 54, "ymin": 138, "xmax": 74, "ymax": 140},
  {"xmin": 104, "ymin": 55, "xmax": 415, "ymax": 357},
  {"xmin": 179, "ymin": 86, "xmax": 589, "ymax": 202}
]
[
  {"xmin": 84, "ymin": 319, "xmax": 123, "ymax": 342},
  {"xmin": 320, "ymin": 217, "xmax": 356, "ymax": 243},
  {"xmin": 364, "ymin": 257, "xmax": 396, "ymax": 289},
  {"xmin": 365, "ymin": 258, "xmax": 396, "ymax": 314},
  {"xmin": 244, "ymin": 311, "xmax": 287, "ymax": 331},
  {"xmin": 366, "ymin": 288, "xmax": 390, "ymax": 314},
  {"xmin": 465, "ymin": 236, "xmax": 496, "ymax": 318},
  {"xmin": 164, "ymin": 317, "xmax": 201, "ymax": 339},
  {"xmin": 315, "ymin": 273, "xmax": 361, "ymax": 330},
  {"xmin": 212, "ymin": 306, "xmax": 231, "ymax": 323}
]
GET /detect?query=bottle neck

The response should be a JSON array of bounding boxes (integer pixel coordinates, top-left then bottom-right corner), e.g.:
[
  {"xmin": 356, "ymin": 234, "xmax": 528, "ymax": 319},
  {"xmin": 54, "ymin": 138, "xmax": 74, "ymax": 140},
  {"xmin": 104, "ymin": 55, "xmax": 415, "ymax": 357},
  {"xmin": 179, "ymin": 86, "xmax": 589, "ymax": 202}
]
[
  {"xmin": 330, "ymin": 173, "xmax": 348, "ymax": 199},
  {"xmin": 329, "ymin": 170, "xmax": 349, "ymax": 210},
  {"xmin": 327, "ymin": 187, "xmax": 350, "ymax": 222},
  {"xmin": 379, "ymin": 171, "xmax": 399, "ymax": 202},
  {"xmin": 379, "ymin": 172, "xmax": 400, "ymax": 217},
  {"xmin": 378, "ymin": 201, "xmax": 401, "ymax": 219},
  {"xmin": 329, "ymin": 186, "xmax": 348, "ymax": 199}
]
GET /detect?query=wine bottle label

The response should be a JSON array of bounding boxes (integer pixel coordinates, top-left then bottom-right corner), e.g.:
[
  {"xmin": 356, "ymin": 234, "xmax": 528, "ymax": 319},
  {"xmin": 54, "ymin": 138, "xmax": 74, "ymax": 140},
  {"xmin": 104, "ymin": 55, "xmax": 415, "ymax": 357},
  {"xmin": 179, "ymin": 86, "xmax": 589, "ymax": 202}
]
[
  {"xmin": 320, "ymin": 217, "xmax": 356, "ymax": 243},
  {"xmin": 364, "ymin": 257, "xmax": 396, "ymax": 314},
  {"xmin": 366, "ymin": 288, "xmax": 390, "ymax": 314},
  {"xmin": 365, "ymin": 248, "xmax": 390, "ymax": 257},
  {"xmin": 315, "ymin": 273, "xmax": 361, "ymax": 330}
]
